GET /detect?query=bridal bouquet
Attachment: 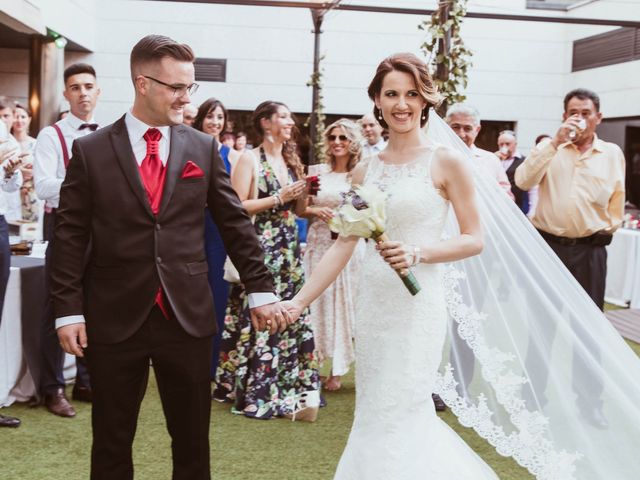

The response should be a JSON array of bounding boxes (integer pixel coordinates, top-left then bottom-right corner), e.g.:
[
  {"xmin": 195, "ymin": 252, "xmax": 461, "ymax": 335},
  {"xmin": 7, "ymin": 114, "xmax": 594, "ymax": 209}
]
[{"xmin": 329, "ymin": 185, "xmax": 421, "ymax": 296}]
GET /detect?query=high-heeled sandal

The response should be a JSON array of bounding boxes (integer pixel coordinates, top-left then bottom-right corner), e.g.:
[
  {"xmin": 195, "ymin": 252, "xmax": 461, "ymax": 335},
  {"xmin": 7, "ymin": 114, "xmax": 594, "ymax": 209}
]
[{"xmin": 285, "ymin": 390, "xmax": 320, "ymax": 422}]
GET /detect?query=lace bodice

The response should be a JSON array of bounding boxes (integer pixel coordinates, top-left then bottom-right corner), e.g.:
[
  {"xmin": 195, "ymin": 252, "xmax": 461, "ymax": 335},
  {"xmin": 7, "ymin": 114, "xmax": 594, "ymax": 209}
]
[{"xmin": 364, "ymin": 151, "xmax": 449, "ymax": 246}]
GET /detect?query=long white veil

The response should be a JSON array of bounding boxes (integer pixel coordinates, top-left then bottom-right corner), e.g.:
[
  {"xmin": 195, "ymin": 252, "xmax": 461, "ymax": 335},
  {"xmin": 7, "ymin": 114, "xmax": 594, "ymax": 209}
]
[{"xmin": 426, "ymin": 113, "xmax": 640, "ymax": 479}]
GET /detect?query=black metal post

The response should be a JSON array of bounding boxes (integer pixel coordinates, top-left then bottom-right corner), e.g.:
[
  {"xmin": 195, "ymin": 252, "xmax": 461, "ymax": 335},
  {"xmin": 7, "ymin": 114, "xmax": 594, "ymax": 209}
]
[{"xmin": 309, "ymin": 8, "xmax": 324, "ymax": 164}]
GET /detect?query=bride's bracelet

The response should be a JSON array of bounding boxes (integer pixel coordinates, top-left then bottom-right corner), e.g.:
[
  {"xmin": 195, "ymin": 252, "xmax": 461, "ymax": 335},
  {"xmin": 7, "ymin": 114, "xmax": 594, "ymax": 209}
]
[{"xmin": 411, "ymin": 246, "xmax": 421, "ymax": 266}]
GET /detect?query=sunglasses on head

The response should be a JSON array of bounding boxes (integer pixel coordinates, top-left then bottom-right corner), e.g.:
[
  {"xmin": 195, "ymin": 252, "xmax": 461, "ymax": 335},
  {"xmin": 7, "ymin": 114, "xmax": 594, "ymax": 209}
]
[{"xmin": 328, "ymin": 134, "xmax": 348, "ymax": 142}]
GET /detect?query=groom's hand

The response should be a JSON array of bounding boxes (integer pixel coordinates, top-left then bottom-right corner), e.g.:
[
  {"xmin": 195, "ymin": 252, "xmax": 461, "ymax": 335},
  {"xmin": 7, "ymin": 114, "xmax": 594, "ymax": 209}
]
[
  {"xmin": 250, "ymin": 302, "xmax": 291, "ymax": 335},
  {"xmin": 58, "ymin": 323, "xmax": 88, "ymax": 357}
]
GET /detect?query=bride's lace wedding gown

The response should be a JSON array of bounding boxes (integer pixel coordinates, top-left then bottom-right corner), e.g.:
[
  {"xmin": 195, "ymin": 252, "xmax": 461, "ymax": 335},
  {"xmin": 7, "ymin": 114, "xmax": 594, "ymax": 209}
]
[{"xmin": 334, "ymin": 151, "xmax": 498, "ymax": 479}]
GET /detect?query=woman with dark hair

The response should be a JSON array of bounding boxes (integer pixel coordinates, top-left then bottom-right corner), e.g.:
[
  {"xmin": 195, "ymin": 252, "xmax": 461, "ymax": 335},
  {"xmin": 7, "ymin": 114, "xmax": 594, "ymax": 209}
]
[
  {"xmin": 193, "ymin": 97, "xmax": 236, "ymax": 377},
  {"xmin": 214, "ymin": 100, "xmax": 320, "ymax": 421},
  {"xmin": 303, "ymin": 118, "xmax": 365, "ymax": 391}
]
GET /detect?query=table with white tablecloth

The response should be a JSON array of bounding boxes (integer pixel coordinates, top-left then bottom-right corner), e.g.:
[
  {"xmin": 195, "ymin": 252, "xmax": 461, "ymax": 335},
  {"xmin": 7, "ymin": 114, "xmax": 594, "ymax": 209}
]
[
  {"xmin": 605, "ymin": 228, "xmax": 640, "ymax": 308},
  {"xmin": 0, "ymin": 256, "xmax": 76, "ymax": 408}
]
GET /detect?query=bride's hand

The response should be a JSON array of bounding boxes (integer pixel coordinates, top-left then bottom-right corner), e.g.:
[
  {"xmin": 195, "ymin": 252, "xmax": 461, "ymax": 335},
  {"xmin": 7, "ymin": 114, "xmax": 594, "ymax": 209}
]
[
  {"xmin": 377, "ymin": 240, "xmax": 414, "ymax": 271},
  {"xmin": 281, "ymin": 299, "xmax": 305, "ymax": 325}
]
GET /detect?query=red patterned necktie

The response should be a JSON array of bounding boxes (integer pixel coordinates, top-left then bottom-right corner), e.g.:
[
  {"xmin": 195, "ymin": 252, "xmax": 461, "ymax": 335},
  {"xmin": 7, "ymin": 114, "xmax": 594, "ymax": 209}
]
[
  {"xmin": 140, "ymin": 128, "xmax": 170, "ymax": 318},
  {"xmin": 140, "ymin": 128, "xmax": 166, "ymax": 215}
]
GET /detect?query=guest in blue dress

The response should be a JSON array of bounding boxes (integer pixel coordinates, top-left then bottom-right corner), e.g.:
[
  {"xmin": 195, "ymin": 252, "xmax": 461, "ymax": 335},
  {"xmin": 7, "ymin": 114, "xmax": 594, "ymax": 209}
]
[{"xmin": 193, "ymin": 98, "xmax": 237, "ymax": 378}]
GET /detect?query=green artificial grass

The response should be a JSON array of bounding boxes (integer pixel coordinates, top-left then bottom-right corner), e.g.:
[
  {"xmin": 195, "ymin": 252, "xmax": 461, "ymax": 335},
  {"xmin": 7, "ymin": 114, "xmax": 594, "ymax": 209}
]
[{"xmin": 3, "ymin": 340, "xmax": 639, "ymax": 480}]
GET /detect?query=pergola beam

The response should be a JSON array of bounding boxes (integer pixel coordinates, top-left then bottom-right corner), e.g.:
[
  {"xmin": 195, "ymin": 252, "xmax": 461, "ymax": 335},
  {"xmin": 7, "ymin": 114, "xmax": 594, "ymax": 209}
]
[{"xmin": 152, "ymin": 0, "xmax": 640, "ymax": 29}]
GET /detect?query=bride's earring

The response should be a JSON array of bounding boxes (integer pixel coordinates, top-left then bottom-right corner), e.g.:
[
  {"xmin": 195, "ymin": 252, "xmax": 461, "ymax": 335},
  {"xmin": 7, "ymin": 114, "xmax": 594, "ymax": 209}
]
[
  {"xmin": 421, "ymin": 109, "xmax": 427, "ymax": 121},
  {"xmin": 377, "ymin": 109, "xmax": 383, "ymax": 121}
]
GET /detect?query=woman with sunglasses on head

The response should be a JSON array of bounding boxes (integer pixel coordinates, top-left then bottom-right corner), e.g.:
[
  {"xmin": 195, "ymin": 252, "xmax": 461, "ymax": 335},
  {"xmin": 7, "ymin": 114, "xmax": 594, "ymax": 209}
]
[
  {"xmin": 303, "ymin": 119, "xmax": 365, "ymax": 392},
  {"xmin": 192, "ymin": 97, "xmax": 239, "ymax": 377},
  {"xmin": 213, "ymin": 100, "xmax": 320, "ymax": 421}
]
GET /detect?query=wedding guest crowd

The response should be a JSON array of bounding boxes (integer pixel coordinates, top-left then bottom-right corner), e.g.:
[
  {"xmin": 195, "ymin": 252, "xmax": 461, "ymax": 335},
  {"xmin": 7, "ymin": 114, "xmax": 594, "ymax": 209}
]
[{"xmin": 0, "ymin": 42, "xmax": 631, "ymax": 439}]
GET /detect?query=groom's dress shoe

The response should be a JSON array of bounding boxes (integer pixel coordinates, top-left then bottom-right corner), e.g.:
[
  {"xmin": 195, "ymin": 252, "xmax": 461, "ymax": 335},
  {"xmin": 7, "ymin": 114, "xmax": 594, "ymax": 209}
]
[
  {"xmin": 432, "ymin": 393, "xmax": 447, "ymax": 412},
  {"xmin": 0, "ymin": 414, "xmax": 21, "ymax": 428},
  {"xmin": 580, "ymin": 406, "xmax": 608, "ymax": 429},
  {"xmin": 72, "ymin": 385, "xmax": 92, "ymax": 403},
  {"xmin": 45, "ymin": 388, "xmax": 76, "ymax": 417}
]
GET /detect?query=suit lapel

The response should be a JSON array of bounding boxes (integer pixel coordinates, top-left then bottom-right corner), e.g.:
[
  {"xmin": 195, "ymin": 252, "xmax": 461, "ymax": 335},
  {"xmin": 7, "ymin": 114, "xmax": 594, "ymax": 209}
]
[
  {"xmin": 109, "ymin": 115, "xmax": 155, "ymax": 219},
  {"xmin": 158, "ymin": 124, "xmax": 187, "ymax": 218}
]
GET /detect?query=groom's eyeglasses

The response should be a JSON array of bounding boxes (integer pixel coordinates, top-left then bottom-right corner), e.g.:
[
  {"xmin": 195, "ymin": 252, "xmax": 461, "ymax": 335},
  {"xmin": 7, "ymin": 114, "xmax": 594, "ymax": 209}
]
[
  {"xmin": 142, "ymin": 75, "xmax": 200, "ymax": 97},
  {"xmin": 328, "ymin": 134, "xmax": 349, "ymax": 142}
]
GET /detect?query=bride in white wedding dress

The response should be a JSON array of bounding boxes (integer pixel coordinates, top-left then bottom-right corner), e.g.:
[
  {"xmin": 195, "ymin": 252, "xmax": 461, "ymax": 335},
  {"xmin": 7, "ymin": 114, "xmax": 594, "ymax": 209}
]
[
  {"xmin": 286, "ymin": 52, "xmax": 640, "ymax": 480},
  {"xmin": 285, "ymin": 53, "xmax": 498, "ymax": 479}
]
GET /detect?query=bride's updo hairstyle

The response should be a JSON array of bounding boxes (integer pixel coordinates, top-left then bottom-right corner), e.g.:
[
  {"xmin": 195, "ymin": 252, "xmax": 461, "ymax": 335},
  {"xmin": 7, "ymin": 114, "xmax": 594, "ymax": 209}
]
[{"xmin": 367, "ymin": 53, "xmax": 442, "ymax": 129}]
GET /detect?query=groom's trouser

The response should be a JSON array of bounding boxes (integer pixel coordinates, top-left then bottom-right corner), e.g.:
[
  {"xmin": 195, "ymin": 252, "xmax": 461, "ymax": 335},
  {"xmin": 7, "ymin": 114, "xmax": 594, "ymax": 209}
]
[{"xmin": 86, "ymin": 306, "xmax": 213, "ymax": 480}]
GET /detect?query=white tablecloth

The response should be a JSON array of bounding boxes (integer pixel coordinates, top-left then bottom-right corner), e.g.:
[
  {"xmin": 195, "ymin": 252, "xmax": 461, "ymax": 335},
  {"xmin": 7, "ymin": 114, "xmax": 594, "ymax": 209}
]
[
  {"xmin": 0, "ymin": 264, "xmax": 75, "ymax": 408},
  {"xmin": 605, "ymin": 228, "xmax": 640, "ymax": 308},
  {"xmin": 0, "ymin": 266, "xmax": 36, "ymax": 407}
]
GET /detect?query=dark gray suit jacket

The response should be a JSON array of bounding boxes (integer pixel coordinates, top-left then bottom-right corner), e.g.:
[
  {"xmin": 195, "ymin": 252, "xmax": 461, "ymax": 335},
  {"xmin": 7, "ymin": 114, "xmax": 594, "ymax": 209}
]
[{"xmin": 52, "ymin": 115, "xmax": 272, "ymax": 343}]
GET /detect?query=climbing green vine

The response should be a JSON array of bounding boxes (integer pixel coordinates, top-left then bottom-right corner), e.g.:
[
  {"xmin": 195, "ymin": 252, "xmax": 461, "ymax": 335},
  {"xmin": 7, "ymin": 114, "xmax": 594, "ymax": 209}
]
[
  {"xmin": 419, "ymin": 0, "xmax": 473, "ymax": 110},
  {"xmin": 305, "ymin": 56, "xmax": 327, "ymax": 165}
]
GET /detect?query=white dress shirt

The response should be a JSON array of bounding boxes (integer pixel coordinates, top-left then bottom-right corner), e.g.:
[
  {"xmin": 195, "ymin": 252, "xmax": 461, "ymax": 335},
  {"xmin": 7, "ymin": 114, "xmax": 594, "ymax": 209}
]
[
  {"xmin": 0, "ymin": 122, "xmax": 23, "ymax": 216},
  {"xmin": 362, "ymin": 138, "xmax": 387, "ymax": 159},
  {"xmin": 33, "ymin": 112, "xmax": 98, "ymax": 210},
  {"xmin": 56, "ymin": 110, "xmax": 276, "ymax": 329}
]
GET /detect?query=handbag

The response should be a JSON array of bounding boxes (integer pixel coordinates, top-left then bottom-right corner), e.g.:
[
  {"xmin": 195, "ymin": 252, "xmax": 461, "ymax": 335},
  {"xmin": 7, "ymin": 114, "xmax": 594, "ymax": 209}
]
[{"xmin": 223, "ymin": 151, "xmax": 260, "ymax": 283}]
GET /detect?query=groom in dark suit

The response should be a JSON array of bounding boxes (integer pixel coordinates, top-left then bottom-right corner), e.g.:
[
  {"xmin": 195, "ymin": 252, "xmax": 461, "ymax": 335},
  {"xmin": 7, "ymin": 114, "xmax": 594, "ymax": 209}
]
[{"xmin": 52, "ymin": 35, "xmax": 288, "ymax": 480}]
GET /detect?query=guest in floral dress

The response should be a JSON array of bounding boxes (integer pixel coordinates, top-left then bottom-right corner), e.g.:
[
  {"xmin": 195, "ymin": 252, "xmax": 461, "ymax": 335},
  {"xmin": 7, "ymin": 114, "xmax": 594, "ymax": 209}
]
[
  {"xmin": 303, "ymin": 119, "xmax": 365, "ymax": 391},
  {"xmin": 214, "ymin": 101, "xmax": 320, "ymax": 420}
]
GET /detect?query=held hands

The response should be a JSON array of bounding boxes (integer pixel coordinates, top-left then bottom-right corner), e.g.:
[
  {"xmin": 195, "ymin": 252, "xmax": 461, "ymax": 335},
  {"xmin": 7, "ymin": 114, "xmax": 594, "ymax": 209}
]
[
  {"xmin": 58, "ymin": 323, "xmax": 88, "ymax": 357},
  {"xmin": 281, "ymin": 300, "xmax": 305, "ymax": 325},
  {"xmin": 250, "ymin": 301, "xmax": 294, "ymax": 335},
  {"xmin": 376, "ymin": 240, "xmax": 420, "ymax": 271},
  {"xmin": 279, "ymin": 180, "xmax": 307, "ymax": 203}
]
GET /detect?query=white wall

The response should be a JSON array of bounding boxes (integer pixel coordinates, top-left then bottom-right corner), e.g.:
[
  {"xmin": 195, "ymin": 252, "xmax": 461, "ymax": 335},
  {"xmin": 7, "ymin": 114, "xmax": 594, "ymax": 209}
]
[{"xmin": 1, "ymin": 0, "xmax": 639, "ymax": 152}]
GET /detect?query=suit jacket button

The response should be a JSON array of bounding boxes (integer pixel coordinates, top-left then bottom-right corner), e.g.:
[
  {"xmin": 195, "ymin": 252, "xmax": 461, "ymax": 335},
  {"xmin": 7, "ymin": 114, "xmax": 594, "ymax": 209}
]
[{"xmin": 156, "ymin": 256, "xmax": 162, "ymax": 264}]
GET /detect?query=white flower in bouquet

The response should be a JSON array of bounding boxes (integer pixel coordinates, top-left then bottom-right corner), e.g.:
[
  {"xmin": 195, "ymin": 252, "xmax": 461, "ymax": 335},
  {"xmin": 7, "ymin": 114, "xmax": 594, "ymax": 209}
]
[{"xmin": 329, "ymin": 185, "xmax": 421, "ymax": 296}]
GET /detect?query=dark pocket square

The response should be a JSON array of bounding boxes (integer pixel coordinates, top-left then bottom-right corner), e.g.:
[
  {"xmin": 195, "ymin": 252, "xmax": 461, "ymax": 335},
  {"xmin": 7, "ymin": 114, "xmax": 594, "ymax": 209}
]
[{"xmin": 181, "ymin": 161, "xmax": 205, "ymax": 179}]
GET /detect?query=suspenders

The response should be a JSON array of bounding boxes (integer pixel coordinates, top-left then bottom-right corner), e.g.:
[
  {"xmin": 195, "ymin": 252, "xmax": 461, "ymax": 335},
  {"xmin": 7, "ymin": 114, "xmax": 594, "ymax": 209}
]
[{"xmin": 51, "ymin": 124, "xmax": 70, "ymax": 168}]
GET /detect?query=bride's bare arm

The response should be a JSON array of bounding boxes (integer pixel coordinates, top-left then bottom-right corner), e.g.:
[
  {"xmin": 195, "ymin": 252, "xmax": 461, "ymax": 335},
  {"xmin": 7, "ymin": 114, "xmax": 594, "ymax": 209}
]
[
  {"xmin": 283, "ymin": 236, "xmax": 359, "ymax": 321},
  {"xmin": 284, "ymin": 161, "xmax": 368, "ymax": 321},
  {"xmin": 378, "ymin": 148, "xmax": 483, "ymax": 269}
]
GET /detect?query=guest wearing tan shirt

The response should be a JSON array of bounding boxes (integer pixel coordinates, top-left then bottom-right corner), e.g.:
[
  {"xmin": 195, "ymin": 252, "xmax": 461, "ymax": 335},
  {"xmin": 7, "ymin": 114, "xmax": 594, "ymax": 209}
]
[{"xmin": 516, "ymin": 88, "xmax": 625, "ymax": 428}]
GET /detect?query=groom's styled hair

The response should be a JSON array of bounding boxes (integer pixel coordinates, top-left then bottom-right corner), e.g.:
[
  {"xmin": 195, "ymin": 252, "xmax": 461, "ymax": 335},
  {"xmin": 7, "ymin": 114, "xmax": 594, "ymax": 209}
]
[
  {"xmin": 130, "ymin": 34, "xmax": 195, "ymax": 82},
  {"xmin": 367, "ymin": 52, "xmax": 441, "ymax": 129}
]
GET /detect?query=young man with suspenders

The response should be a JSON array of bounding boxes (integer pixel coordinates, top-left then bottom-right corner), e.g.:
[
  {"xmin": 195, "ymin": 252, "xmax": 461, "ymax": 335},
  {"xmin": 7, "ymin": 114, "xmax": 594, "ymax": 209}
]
[{"xmin": 32, "ymin": 63, "xmax": 100, "ymax": 417}]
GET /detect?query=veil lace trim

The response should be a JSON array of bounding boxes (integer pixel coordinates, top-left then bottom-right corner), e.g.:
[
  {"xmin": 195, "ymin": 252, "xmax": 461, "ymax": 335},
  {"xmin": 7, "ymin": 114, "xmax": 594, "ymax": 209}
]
[{"xmin": 434, "ymin": 266, "xmax": 582, "ymax": 480}]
